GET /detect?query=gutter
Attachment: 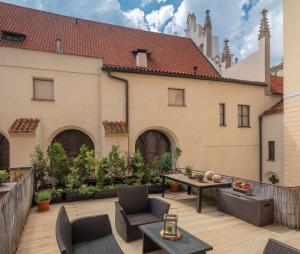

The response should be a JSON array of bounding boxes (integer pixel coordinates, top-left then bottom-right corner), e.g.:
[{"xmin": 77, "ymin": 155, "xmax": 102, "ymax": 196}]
[{"xmin": 259, "ymin": 116, "xmax": 263, "ymax": 182}]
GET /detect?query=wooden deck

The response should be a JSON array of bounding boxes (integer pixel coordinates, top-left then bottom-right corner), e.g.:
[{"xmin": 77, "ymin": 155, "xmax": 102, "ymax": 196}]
[{"xmin": 16, "ymin": 193, "xmax": 300, "ymax": 254}]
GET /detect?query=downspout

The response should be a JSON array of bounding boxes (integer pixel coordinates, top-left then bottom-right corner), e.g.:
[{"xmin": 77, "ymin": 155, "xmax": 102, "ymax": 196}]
[
  {"xmin": 259, "ymin": 115, "xmax": 263, "ymax": 182},
  {"xmin": 105, "ymin": 70, "xmax": 130, "ymax": 151}
]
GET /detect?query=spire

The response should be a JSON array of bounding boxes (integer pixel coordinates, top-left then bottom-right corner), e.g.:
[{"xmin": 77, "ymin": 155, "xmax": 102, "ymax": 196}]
[
  {"xmin": 204, "ymin": 9, "xmax": 212, "ymax": 31},
  {"xmin": 258, "ymin": 9, "xmax": 270, "ymax": 40},
  {"xmin": 222, "ymin": 39, "xmax": 232, "ymax": 68}
]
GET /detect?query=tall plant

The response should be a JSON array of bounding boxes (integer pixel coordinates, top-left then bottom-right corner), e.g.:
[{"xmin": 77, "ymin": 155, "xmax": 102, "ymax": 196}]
[
  {"xmin": 107, "ymin": 145, "xmax": 126, "ymax": 185},
  {"xmin": 131, "ymin": 150, "xmax": 145, "ymax": 182},
  {"xmin": 96, "ymin": 157, "xmax": 109, "ymax": 189},
  {"xmin": 173, "ymin": 146, "xmax": 182, "ymax": 170},
  {"xmin": 47, "ymin": 142, "xmax": 67, "ymax": 186},
  {"xmin": 31, "ymin": 145, "xmax": 48, "ymax": 190},
  {"xmin": 72, "ymin": 144, "xmax": 95, "ymax": 179},
  {"xmin": 158, "ymin": 152, "xmax": 172, "ymax": 174}
]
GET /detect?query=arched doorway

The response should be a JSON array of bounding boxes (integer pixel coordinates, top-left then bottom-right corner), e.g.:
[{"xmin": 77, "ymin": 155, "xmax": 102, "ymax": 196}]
[
  {"xmin": 52, "ymin": 129, "xmax": 94, "ymax": 160},
  {"xmin": 0, "ymin": 133, "xmax": 9, "ymax": 169},
  {"xmin": 135, "ymin": 130, "xmax": 171, "ymax": 164}
]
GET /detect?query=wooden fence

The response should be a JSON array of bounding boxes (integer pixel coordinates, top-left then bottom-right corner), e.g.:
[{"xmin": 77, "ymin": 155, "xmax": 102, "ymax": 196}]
[
  {"xmin": 201, "ymin": 174, "xmax": 300, "ymax": 229},
  {"xmin": 0, "ymin": 168, "xmax": 34, "ymax": 254}
]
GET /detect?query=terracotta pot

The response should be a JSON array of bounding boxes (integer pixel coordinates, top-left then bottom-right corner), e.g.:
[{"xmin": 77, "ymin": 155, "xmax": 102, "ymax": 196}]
[
  {"xmin": 169, "ymin": 183, "xmax": 181, "ymax": 192},
  {"xmin": 36, "ymin": 199, "xmax": 50, "ymax": 212}
]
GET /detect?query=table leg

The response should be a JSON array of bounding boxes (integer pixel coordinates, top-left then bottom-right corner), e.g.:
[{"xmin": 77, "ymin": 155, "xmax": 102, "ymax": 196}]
[
  {"xmin": 142, "ymin": 234, "xmax": 161, "ymax": 253},
  {"xmin": 162, "ymin": 176, "xmax": 165, "ymax": 198},
  {"xmin": 196, "ymin": 188, "xmax": 202, "ymax": 213},
  {"xmin": 187, "ymin": 185, "xmax": 192, "ymax": 195}
]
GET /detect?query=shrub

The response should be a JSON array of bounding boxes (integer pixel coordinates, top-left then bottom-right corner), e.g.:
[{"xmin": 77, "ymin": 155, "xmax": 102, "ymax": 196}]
[
  {"xmin": 72, "ymin": 144, "xmax": 95, "ymax": 179},
  {"xmin": 35, "ymin": 190, "xmax": 52, "ymax": 202},
  {"xmin": 79, "ymin": 184, "xmax": 99, "ymax": 197},
  {"xmin": 158, "ymin": 152, "xmax": 172, "ymax": 174},
  {"xmin": 47, "ymin": 142, "xmax": 67, "ymax": 186},
  {"xmin": 96, "ymin": 157, "xmax": 109, "ymax": 189},
  {"xmin": 31, "ymin": 146, "xmax": 48, "ymax": 189},
  {"xmin": 66, "ymin": 168, "xmax": 81, "ymax": 191},
  {"xmin": 131, "ymin": 150, "xmax": 145, "ymax": 183},
  {"xmin": 107, "ymin": 145, "xmax": 126, "ymax": 184},
  {"xmin": 0, "ymin": 170, "xmax": 9, "ymax": 185},
  {"xmin": 173, "ymin": 146, "xmax": 182, "ymax": 170}
]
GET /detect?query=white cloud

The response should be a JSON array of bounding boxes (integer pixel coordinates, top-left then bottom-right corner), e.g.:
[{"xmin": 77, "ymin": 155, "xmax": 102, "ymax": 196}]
[
  {"xmin": 123, "ymin": 8, "xmax": 147, "ymax": 30},
  {"xmin": 164, "ymin": 0, "xmax": 187, "ymax": 35},
  {"xmin": 146, "ymin": 5, "xmax": 174, "ymax": 32}
]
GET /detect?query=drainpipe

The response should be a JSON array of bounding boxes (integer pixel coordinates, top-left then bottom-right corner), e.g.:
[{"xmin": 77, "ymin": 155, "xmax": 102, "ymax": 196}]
[
  {"xmin": 105, "ymin": 70, "xmax": 130, "ymax": 151},
  {"xmin": 259, "ymin": 115, "xmax": 263, "ymax": 182}
]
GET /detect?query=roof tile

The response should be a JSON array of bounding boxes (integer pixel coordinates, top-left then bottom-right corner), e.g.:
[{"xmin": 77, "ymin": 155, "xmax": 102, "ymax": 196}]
[
  {"xmin": 103, "ymin": 121, "xmax": 128, "ymax": 135},
  {"xmin": 9, "ymin": 118, "xmax": 40, "ymax": 134},
  {"xmin": 270, "ymin": 75, "xmax": 283, "ymax": 95},
  {"xmin": 262, "ymin": 100, "xmax": 283, "ymax": 116}
]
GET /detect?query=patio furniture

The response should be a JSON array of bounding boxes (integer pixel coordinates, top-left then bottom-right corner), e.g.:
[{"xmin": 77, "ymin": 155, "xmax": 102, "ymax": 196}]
[
  {"xmin": 56, "ymin": 206, "xmax": 123, "ymax": 254},
  {"xmin": 217, "ymin": 188, "xmax": 274, "ymax": 226},
  {"xmin": 263, "ymin": 239, "xmax": 300, "ymax": 254},
  {"xmin": 115, "ymin": 185, "xmax": 170, "ymax": 242},
  {"xmin": 161, "ymin": 173, "xmax": 231, "ymax": 213},
  {"xmin": 139, "ymin": 222, "xmax": 213, "ymax": 254}
]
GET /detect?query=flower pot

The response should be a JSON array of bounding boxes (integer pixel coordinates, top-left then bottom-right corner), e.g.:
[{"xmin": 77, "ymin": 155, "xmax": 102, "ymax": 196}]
[
  {"xmin": 36, "ymin": 199, "xmax": 50, "ymax": 212},
  {"xmin": 94, "ymin": 189, "xmax": 117, "ymax": 199},
  {"xmin": 197, "ymin": 176, "xmax": 205, "ymax": 183},
  {"xmin": 169, "ymin": 183, "xmax": 180, "ymax": 192}
]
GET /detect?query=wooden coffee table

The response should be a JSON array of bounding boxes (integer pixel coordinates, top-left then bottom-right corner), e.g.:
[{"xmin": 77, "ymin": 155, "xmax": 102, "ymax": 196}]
[
  {"xmin": 139, "ymin": 222, "xmax": 213, "ymax": 254},
  {"xmin": 161, "ymin": 173, "xmax": 231, "ymax": 213}
]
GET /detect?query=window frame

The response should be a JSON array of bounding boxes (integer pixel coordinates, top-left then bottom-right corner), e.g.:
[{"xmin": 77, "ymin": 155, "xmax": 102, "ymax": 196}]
[
  {"xmin": 32, "ymin": 78, "xmax": 55, "ymax": 101},
  {"xmin": 168, "ymin": 88, "xmax": 186, "ymax": 107},
  {"xmin": 238, "ymin": 104, "xmax": 250, "ymax": 128},
  {"xmin": 268, "ymin": 141, "xmax": 275, "ymax": 161},
  {"xmin": 219, "ymin": 103, "xmax": 226, "ymax": 126}
]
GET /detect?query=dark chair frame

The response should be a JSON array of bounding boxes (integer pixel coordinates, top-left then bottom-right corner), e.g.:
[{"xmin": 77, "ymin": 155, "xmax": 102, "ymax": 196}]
[{"xmin": 263, "ymin": 239, "xmax": 300, "ymax": 254}]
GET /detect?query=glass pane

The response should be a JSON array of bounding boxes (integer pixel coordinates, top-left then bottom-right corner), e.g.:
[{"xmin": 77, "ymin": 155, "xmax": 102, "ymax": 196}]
[
  {"xmin": 238, "ymin": 116, "xmax": 242, "ymax": 126},
  {"xmin": 34, "ymin": 80, "xmax": 54, "ymax": 100},
  {"xmin": 243, "ymin": 115, "xmax": 249, "ymax": 126},
  {"xmin": 168, "ymin": 89, "xmax": 176, "ymax": 105},
  {"xmin": 238, "ymin": 105, "xmax": 242, "ymax": 116},
  {"xmin": 175, "ymin": 90, "xmax": 184, "ymax": 105}
]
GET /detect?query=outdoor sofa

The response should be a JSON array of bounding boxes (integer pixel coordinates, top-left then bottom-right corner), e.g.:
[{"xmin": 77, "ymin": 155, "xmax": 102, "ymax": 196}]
[
  {"xmin": 263, "ymin": 239, "xmax": 300, "ymax": 254},
  {"xmin": 115, "ymin": 185, "xmax": 170, "ymax": 242},
  {"xmin": 56, "ymin": 206, "xmax": 123, "ymax": 254}
]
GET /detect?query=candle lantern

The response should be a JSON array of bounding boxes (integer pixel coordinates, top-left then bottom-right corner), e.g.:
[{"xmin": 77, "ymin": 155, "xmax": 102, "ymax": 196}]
[{"xmin": 163, "ymin": 209, "xmax": 178, "ymax": 236}]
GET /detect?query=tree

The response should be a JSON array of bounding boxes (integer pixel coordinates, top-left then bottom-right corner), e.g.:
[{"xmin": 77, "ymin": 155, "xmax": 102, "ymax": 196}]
[
  {"xmin": 31, "ymin": 145, "xmax": 48, "ymax": 190},
  {"xmin": 107, "ymin": 145, "xmax": 126, "ymax": 185},
  {"xmin": 72, "ymin": 144, "xmax": 95, "ymax": 179}
]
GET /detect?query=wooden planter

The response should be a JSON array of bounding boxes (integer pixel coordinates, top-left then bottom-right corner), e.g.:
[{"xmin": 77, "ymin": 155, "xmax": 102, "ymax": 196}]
[
  {"xmin": 94, "ymin": 189, "xmax": 117, "ymax": 199},
  {"xmin": 65, "ymin": 190, "xmax": 90, "ymax": 202}
]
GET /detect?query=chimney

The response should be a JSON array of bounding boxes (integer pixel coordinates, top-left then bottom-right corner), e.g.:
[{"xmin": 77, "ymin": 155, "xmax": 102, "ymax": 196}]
[
  {"xmin": 134, "ymin": 49, "xmax": 148, "ymax": 68},
  {"xmin": 193, "ymin": 66, "xmax": 198, "ymax": 75},
  {"xmin": 56, "ymin": 39, "xmax": 63, "ymax": 53}
]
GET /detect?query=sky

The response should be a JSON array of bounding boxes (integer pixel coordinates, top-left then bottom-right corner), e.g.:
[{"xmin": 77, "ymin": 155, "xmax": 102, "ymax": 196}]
[{"xmin": 2, "ymin": 0, "xmax": 283, "ymax": 65}]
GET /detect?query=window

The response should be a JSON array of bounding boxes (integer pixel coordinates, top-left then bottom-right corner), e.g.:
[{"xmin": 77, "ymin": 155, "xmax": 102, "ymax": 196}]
[
  {"xmin": 168, "ymin": 88, "xmax": 185, "ymax": 106},
  {"xmin": 268, "ymin": 141, "xmax": 275, "ymax": 161},
  {"xmin": 33, "ymin": 79, "xmax": 54, "ymax": 101},
  {"xmin": 1, "ymin": 31, "xmax": 26, "ymax": 43},
  {"xmin": 238, "ymin": 105, "xmax": 250, "ymax": 127},
  {"xmin": 219, "ymin": 103, "xmax": 226, "ymax": 126}
]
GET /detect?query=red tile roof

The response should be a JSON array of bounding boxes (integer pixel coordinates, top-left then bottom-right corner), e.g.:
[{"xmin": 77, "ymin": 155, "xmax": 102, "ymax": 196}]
[
  {"xmin": 0, "ymin": 2, "xmax": 220, "ymax": 78},
  {"xmin": 262, "ymin": 99, "xmax": 283, "ymax": 116},
  {"xmin": 270, "ymin": 75, "xmax": 283, "ymax": 95},
  {"xmin": 9, "ymin": 118, "xmax": 40, "ymax": 134},
  {"xmin": 103, "ymin": 121, "xmax": 128, "ymax": 135}
]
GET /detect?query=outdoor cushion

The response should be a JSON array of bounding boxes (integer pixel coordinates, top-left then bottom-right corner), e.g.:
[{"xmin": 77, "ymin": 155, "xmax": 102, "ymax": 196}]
[
  {"xmin": 117, "ymin": 185, "xmax": 149, "ymax": 214},
  {"xmin": 127, "ymin": 213, "xmax": 161, "ymax": 226},
  {"xmin": 73, "ymin": 235, "xmax": 123, "ymax": 254}
]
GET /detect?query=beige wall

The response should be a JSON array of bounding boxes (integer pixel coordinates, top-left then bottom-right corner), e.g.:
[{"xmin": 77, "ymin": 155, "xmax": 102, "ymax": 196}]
[
  {"xmin": 0, "ymin": 46, "xmax": 102, "ymax": 166},
  {"xmin": 262, "ymin": 113, "xmax": 284, "ymax": 184},
  {"xmin": 283, "ymin": 0, "xmax": 300, "ymax": 186},
  {"xmin": 103, "ymin": 72, "xmax": 271, "ymax": 180}
]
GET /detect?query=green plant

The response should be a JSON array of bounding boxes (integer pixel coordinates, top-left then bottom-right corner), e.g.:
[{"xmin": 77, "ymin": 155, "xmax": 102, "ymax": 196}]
[
  {"xmin": 79, "ymin": 184, "xmax": 99, "ymax": 197},
  {"xmin": 72, "ymin": 145, "xmax": 95, "ymax": 179},
  {"xmin": 35, "ymin": 190, "xmax": 52, "ymax": 202},
  {"xmin": 269, "ymin": 174, "xmax": 279, "ymax": 184},
  {"xmin": 173, "ymin": 146, "xmax": 182, "ymax": 170},
  {"xmin": 158, "ymin": 152, "xmax": 172, "ymax": 174},
  {"xmin": 31, "ymin": 146, "xmax": 48, "ymax": 189},
  {"xmin": 66, "ymin": 168, "xmax": 81, "ymax": 191},
  {"xmin": 96, "ymin": 157, "xmax": 109, "ymax": 189},
  {"xmin": 185, "ymin": 165, "xmax": 193, "ymax": 175},
  {"xmin": 131, "ymin": 150, "xmax": 146, "ymax": 183},
  {"xmin": 0, "ymin": 170, "xmax": 9, "ymax": 185},
  {"xmin": 107, "ymin": 145, "xmax": 127, "ymax": 184},
  {"xmin": 144, "ymin": 165, "xmax": 152, "ymax": 184},
  {"xmin": 46, "ymin": 188, "xmax": 63, "ymax": 198},
  {"xmin": 47, "ymin": 142, "xmax": 67, "ymax": 185}
]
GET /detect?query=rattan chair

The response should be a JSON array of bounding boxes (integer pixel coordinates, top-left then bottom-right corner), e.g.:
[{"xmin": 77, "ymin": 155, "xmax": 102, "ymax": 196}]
[
  {"xmin": 115, "ymin": 185, "xmax": 170, "ymax": 242},
  {"xmin": 263, "ymin": 239, "xmax": 300, "ymax": 254}
]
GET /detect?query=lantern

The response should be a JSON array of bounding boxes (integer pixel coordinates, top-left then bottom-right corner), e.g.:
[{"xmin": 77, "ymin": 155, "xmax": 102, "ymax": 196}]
[{"xmin": 163, "ymin": 209, "xmax": 178, "ymax": 236}]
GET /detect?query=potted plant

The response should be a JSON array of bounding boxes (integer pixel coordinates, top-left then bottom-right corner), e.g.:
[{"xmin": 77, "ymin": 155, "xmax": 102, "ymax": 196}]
[
  {"xmin": 184, "ymin": 165, "xmax": 193, "ymax": 177},
  {"xmin": 195, "ymin": 172, "xmax": 205, "ymax": 183},
  {"xmin": 31, "ymin": 146, "xmax": 48, "ymax": 190},
  {"xmin": 173, "ymin": 146, "xmax": 182, "ymax": 171},
  {"xmin": 47, "ymin": 188, "xmax": 63, "ymax": 203},
  {"xmin": 65, "ymin": 168, "xmax": 89, "ymax": 202},
  {"xmin": 0, "ymin": 170, "xmax": 9, "ymax": 186},
  {"xmin": 35, "ymin": 190, "xmax": 52, "ymax": 212}
]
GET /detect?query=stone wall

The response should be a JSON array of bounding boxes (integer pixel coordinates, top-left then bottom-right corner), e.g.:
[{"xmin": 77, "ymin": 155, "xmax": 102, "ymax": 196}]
[{"xmin": 0, "ymin": 168, "xmax": 34, "ymax": 254}]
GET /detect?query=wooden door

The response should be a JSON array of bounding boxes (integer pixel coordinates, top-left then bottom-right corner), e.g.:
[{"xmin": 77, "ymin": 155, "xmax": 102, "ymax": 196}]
[{"xmin": 0, "ymin": 134, "xmax": 9, "ymax": 169}]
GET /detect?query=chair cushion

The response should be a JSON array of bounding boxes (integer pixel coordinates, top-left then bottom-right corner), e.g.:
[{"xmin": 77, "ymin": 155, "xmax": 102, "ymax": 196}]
[
  {"xmin": 117, "ymin": 186, "xmax": 149, "ymax": 214},
  {"xmin": 127, "ymin": 213, "xmax": 161, "ymax": 226},
  {"xmin": 73, "ymin": 235, "xmax": 123, "ymax": 254}
]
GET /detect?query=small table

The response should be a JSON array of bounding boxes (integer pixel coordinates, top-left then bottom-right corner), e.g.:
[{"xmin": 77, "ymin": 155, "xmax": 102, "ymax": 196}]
[
  {"xmin": 139, "ymin": 222, "xmax": 213, "ymax": 254},
  {"xmin": 161, "ymin": 173, "xmax": 231, "ymax": 213}
]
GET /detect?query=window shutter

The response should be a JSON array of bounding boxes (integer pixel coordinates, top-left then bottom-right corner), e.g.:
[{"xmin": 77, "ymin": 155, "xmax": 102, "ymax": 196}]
[{"xmin": 33, "ymin": 79, "xmax": 54, "ymax": 100}]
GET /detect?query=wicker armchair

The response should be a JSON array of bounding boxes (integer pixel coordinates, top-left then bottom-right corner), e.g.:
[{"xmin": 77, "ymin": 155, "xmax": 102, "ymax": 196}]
[
  {"xmin": 115, "ymin": 185, "xmax": 170, "ymax": 242},
  {"xmin": 56, "ymin": 206, "xmax": 123, "ymax": 254},
  {"xmin": 263, "ymin": 239, "xmax": 300, "ymax": 254}
]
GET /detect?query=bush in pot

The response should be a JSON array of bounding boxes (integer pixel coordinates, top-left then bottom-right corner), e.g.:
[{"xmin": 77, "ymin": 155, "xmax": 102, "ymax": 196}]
[
  {"xmin": 107, "ymin": 145, "xmax": 126, "ymax": 185},
  {"xmin": 35, "ymin": 190, "xmax": 52, "ymax": 212},
  {"xmin": 0, "ymin": 170, "xmax": 9, "ymax": 186},
  {"xmin": 72, "ymin": 144, "xmax": 95, "ymax": 180},
  {"xmin": 31, "ymin": 146, "xmax": 48, "ymax": 190}
]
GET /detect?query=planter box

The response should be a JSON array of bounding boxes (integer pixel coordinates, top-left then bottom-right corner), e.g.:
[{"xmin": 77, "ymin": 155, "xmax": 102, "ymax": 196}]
[
  {"xmin": 51, "ymin": 196, "xmax": 62, "ymax": 204},
  {"xmin": 148, "ymin": 185, "xmax": 162, "ymax": 194},
  {"xmin": 65, "ymin": 190, "xmax": 90, "ymax": 202},
  {"xmin": 94, "ymin": 189, "xmax": 117, "ymax": 199}
]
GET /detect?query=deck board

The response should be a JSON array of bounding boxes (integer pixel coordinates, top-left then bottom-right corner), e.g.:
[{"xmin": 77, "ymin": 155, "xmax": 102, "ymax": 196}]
[{"xmin": 16, "ymin": 192, "xmax": 300, "ymax": 254}]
